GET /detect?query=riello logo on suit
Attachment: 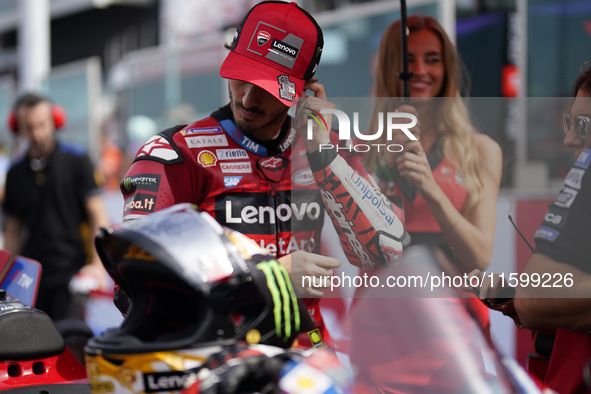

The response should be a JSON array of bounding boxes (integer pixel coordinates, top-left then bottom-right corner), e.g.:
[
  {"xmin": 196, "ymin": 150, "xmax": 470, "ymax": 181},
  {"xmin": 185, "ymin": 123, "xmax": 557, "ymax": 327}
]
[{"xmin": 304, "ymin": 108, "xmax": 418, "ymax": 152}]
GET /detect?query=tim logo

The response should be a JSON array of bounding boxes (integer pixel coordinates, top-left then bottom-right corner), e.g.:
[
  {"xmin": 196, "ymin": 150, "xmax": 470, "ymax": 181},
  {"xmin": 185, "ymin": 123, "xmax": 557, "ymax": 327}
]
[
  {"xmin": 9, "ymin": 270, "xmax": 33, "ymax": 290},
  {"xmin": 257, "ymin": 31, "xmax": 270, "ymax": 46},
  {"xmin": 304, "ymin": 107, "xmax": 417, "ymax": 153},
  {"xmin": 224, "ymin": 176, "xmax": 242, "ymax": 187}
]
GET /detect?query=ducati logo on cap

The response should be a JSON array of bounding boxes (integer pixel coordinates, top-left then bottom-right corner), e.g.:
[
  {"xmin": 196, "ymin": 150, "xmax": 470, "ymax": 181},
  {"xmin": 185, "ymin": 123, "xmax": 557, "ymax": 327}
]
[
  {"xmin": 277, "ymin": 74, "xmax": 296, "ymax": 101},
  {"xmin": 257, "ymin": 31, "xmax": 271, "ymax": 46},
  {"xmin": 246, "ymin": 24, "xmax": 303, "ymax": 70}
]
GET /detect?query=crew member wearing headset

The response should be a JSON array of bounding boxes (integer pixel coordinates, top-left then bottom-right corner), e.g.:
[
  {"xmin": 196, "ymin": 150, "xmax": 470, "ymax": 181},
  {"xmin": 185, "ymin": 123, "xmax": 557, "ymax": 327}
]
[{"xmin": 2, "ymin": 92, "xmax": 110, "ymax": 321}]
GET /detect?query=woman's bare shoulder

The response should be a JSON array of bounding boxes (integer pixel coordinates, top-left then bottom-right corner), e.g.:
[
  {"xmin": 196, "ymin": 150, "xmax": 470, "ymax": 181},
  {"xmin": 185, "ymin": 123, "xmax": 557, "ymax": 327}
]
[
  {"xmin": 471, "ymin": 131, "xmax": 503, "ymax": 180},
  {"xmin": 472, "ymin": 131, "xmax": 502, "ymax": 160}
]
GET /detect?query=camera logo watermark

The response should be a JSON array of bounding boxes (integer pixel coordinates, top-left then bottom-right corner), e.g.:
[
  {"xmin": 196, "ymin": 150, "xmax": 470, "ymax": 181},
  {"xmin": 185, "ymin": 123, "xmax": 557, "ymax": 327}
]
[{"xmin": 304, "ymin": 108, "xmax": 418, "ymax": 152}]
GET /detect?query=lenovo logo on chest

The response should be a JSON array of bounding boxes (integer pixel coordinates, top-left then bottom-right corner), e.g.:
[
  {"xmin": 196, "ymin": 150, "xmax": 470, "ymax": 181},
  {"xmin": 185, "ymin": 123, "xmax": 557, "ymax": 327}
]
[
  {"xmin": 225, "ymin": 200, "xmax": 321, "ymax": 224},
  {"xmin": 215, "ymin": 191, "xmax": 323, "ymax": 233}
]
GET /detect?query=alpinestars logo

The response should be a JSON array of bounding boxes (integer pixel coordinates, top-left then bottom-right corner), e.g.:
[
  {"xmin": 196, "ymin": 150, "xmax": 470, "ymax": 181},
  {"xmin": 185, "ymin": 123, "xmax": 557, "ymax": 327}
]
[
  {"xmin": 137, "ymin": 136, "xmax": 179, "ymax": 161},
  {"xmin": 277, "ymin": 74, "xmax": 295, "ymax": 101},
  {"xmin": 259, "ymin": 157, "xmax": 284, "ymax": 169}
]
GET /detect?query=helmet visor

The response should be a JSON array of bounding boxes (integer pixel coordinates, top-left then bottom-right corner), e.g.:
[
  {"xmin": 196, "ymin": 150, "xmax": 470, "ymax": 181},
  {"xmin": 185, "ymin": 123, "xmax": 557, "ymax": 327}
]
[{"xmin": 95, "ymin": 204, "xmax": 248, "ymax": 294}]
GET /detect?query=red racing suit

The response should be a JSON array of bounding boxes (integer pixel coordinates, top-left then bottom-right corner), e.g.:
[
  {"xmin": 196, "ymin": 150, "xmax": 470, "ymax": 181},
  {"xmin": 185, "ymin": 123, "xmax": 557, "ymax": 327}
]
[{"xmin": 120, "ymin": 105, "xmax": 408, "ymax": 348}]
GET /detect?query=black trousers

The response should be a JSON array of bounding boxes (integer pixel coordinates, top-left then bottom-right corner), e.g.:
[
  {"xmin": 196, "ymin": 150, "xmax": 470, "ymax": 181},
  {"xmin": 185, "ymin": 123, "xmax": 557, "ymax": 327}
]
[{"xmin": 35, "ymin": 283, "xmax": 80, "ymax": 321}]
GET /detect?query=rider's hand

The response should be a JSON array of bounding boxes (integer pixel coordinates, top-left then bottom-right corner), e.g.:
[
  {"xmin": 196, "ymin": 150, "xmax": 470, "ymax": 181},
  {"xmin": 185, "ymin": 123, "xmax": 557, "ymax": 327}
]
[
  {"xmin": 294, "ymin": 78, "xmax": 335, "ymax": 153},
  {"xmin": 278, "ymin": 251, "xmax": 341, "ymax": 297}
]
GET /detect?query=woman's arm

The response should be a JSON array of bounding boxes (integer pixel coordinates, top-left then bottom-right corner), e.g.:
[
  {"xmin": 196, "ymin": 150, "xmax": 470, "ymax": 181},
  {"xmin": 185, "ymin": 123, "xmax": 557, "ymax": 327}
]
[{"xmin": 397, "ymin": 132, "xmax": 503, "ymax": 271}]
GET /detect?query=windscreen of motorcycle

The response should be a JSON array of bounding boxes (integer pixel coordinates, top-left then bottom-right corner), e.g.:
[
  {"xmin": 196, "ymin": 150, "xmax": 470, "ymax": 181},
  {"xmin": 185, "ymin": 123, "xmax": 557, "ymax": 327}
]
[{"xmin": 345, "ymin": 245, "xmax": 542, "ymax": 394}]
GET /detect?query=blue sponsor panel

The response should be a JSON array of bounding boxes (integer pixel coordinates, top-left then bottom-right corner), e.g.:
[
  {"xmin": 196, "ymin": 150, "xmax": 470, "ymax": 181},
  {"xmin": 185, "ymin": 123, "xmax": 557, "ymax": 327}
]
[
  {"xmin": 219, "ymin": 119, "xmax": 267, "ymax": 155},
  {"xmin": 224, "ymin": 176, "xmax": 242, "ymax": 187},
  {"xmin": 0, "ymin": 256, "xmax": 42, "ymax": 306},
  {"xmin": 534, "ymin": 226, "xmax": 560, "ymax": 242},
  {"xmin": 564, "ymin": 168, "xmax": 585, "ymax": 190},
  {"xmin": 554, "ymin": 187, "xmax": 578, "ymax": 208},
  {"xmin": 575, "ymin": 149, "xmax": 591, "ymax": 169},
  {"xmin": 180, "ymin": 126, "xmax": 223, "ymax": 135}
]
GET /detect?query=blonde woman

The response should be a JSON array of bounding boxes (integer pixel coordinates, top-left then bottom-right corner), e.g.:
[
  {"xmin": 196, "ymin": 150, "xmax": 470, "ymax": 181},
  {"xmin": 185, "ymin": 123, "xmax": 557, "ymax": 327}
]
[{"xmin": 363, "ymin": 15, "xmax": 503, "ymax": 335}]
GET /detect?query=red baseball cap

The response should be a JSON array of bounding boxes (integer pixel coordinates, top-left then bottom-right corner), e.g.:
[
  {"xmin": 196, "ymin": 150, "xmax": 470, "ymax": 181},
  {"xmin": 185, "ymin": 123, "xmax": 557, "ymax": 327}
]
[{"xmin": 220, "ymin": 1, "xmax": 323, "ymax": 107}]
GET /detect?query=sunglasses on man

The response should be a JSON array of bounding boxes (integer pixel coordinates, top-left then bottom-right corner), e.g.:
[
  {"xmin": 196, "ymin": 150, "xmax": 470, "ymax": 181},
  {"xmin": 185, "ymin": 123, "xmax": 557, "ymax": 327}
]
[{"xmin": 563, "ymin": 113, "xmax": 591, "ymax": 138}]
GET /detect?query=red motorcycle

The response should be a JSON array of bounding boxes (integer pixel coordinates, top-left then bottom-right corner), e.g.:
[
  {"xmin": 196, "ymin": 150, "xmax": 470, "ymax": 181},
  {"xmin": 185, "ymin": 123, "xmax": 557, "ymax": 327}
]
[
  {"xmin": 0, "ymin": 251, "xmax": 90, "ymax": 393},
  {"xmin": 85, "ymin": 204, "xmax": 552, "ymax": 393},
  {"xmin": 0, "ymin": 203, "xmax": 557, "ymax": 393}
]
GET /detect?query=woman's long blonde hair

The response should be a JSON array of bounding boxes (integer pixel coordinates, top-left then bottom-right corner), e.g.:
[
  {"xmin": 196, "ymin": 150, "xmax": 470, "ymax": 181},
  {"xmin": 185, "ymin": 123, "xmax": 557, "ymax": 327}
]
[{"xmin": 363, "ymin": 15, "xmax": 483, "ymax": 215}]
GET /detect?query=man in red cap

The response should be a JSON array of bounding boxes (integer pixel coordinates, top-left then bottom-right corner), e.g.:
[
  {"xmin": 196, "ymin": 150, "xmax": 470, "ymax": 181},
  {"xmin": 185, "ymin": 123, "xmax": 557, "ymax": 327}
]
[{"xmin": 119, "ymin": 1, "xmax": 408, "ymax": 349}]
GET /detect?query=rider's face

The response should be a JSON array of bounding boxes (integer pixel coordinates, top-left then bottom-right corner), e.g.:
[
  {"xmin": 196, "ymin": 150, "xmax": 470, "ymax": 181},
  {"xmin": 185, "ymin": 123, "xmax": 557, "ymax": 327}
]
[{"xmin": 228, "ymin": 80, "xmax": 289, "ymax": 141}]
